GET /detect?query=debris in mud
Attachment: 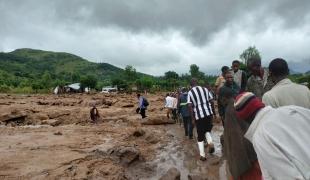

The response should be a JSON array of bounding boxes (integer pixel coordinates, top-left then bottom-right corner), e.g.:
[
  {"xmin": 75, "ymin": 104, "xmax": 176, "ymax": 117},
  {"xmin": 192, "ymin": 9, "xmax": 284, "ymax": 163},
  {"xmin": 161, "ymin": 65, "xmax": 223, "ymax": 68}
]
[
  {"xmin": 122, "ymin": 104, "xmax": 134, "ymax": 108},
  {"xmin": 37, "ymin": 101, "xmax": 49, "ymax": 105},
  {"xmin": 133, "ymin": 128, "xmax": 145, "ymax": 137},
  {"xmin": 47, "ymin": 110, "xmax": 70, "ymax": 119},
  {"xmin": 159, "ymin": 167, "xmax": 181, "ymax": 180},
  {"xmin": 54, "ymin": 131, "xmax": 63, "ymax": 135},
  {"xmin": 92, "ymin": 145, "xmax": 140, "ymax": 166},
  {"xmin": 0, "ymin": 109, "xmax": 27, "ymax": 125},
  {"xmin": 50, "ymin": 120, "xmax": 63, "ymax": 127},
  {"xmin": 145, "ymin": 133, "xmax": 160, "ymax": 144},
  {"xmin": 109, "ymin": 145, "xmax": 140, "ymax": 166},
  {"xmin": 141, "ymin": 115, "xmax": 175, "ymax": 125}
]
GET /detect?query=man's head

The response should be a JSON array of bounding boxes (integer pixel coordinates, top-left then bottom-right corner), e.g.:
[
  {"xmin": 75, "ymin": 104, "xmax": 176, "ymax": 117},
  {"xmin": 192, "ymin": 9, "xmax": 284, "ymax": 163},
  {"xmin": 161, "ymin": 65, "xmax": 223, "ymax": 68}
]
[
  {"xmin": 221, "ymin": 87, "xmax": 234, "ymax": 106},
  {"xmin": 268, "ymin": 58, "xmax": 289, "ymax": 83},
  {"xmin": 181, "ymin": 87, "xmax": 187, "ymax": 93},
  {"xmin": 224, "ymin": 71, "xmax": 234, "ymax": 85},
  {"xmin": 137, "ymin": 93, "xmax": 141, "ymax": 98},
  {"xmin": 205, "ymin": 81, "xmax": 211, "ymax": 90},
  {"xmin": 190, "ymin": 78, "xmax": 198, "ymax": 87},
  {"xmin": 247, "ymin": 57, "xmax": 262, "ymax": 76},
  {"xmin": 234, "ymin": 92, "xmax": 265, "ymax": 123},
  {"xmin": 232, "ymin": 60, "xmax": 240, "ymax": 72},
  {"xmin": 221, "ymin": 66, "xmax": 229, "ymax": 76}
]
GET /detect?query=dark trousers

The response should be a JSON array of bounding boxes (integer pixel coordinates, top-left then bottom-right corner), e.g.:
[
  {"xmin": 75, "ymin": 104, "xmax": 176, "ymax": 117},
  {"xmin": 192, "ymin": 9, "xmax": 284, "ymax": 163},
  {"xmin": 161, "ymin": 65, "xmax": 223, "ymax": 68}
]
[
  {"xmin": 172, "ymin": 109, "xmax": 177, "ymax": 120},
  {"xmin": 140, "ymin": 108, "xmax": 146, "ymax": 118},
  {"xmin": 196, "ymin": 116, "xmax": 213, "ymax": 142},
  {"xmin": 183, "ymin": 116, "xmax": 193, "ymax": 138}
]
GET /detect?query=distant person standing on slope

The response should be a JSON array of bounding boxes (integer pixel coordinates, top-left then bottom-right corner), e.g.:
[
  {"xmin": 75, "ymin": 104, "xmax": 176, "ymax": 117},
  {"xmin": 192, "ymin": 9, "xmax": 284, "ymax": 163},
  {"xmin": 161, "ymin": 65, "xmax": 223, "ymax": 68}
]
[{"xmin": 137, "ymin": 93, "xmax": 147, "ymax": 118}]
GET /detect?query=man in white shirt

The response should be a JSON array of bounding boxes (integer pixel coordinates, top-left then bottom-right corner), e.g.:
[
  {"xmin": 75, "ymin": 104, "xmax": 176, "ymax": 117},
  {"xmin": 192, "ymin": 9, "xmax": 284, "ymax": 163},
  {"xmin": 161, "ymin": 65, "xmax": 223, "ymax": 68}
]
[
  {"xmin": 165, "ymin": 93, "xmax": 174, "ymax": 119},
  {"xmin": 234, "ymin": 92, "xmax": 310, "ymax": 179},
  {"xmin": 230, "ymin": 60, "xmax": 247, "ymax": 92},
  {"xmin": 262, "ymin": 58, "xmax": 310, "ymax": 108}
]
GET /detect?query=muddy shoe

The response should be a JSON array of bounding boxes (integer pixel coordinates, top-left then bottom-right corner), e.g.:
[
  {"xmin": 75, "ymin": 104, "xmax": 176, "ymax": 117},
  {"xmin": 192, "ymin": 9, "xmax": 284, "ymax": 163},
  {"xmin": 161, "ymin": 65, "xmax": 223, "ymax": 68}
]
[
  {"xmin": 200, "ymin": 156, "xmax": 207, "ymax": 161},
  {"xmin": 208, "ymin": 143, "xmax": 215, "ymax": 154}
]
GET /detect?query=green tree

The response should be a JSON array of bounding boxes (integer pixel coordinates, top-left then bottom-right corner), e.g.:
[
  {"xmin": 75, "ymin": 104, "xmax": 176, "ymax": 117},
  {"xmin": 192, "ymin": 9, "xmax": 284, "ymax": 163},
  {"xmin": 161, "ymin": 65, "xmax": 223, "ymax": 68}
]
[
  {"xmin": 31, "ymin": 81, "xmax": 44, "ymax": 93},
  {"xmin": 80, "ymin": 75, "xmax": 97, "ymax": 89},
  {"xmin": 164, "ymin": 71, "xmax": 179, "ymax": 90},
  {"xmin": 42, "ymin": 71, "xmax": 52, "ymax": 88},
  {"xmin": 124, "ymin": 65, "xmax": 137, "ymax": 82},
  {"xmin": 240, "ymin": 46, "xmax": 261, "ymax": 66},
  {"xmin": 190, "ymin": 64, "xmax": 200, "ymax": 78},
  {"xmin": 111, "ymin": 78, "xmax": 128, "ymax": 90},
  {"xmin": 137, "ymin": 77, "xmax": 154, "ymax": 91}
]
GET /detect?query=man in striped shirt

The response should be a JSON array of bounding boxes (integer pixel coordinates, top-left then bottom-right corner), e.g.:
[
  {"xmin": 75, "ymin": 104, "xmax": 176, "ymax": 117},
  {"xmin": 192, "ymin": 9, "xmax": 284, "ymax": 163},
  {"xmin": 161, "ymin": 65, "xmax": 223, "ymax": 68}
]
[{"xmin": 187, "ymin": 78, "xmax": 214, "ymax": 161}]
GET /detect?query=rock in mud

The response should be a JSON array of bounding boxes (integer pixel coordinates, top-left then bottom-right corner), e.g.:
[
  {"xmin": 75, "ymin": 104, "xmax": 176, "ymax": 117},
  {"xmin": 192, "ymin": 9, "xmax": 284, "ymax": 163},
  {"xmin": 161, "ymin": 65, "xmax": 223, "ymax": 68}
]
[
  {"xmin": 0, "ymin": 109, "xmax": 27, "ymax": 125},
  {"xmin": 47, "ymin": 110, "xmax": 70, "ymax": 119},
  {"xmin": 141, "ymin": 116, "xmax": 175, "ymax": 125},
  {"xmin": 110, "ymin": 146, "xmax": 140, "ymax": 166},
  {"xmin": 92, "ymin": 145, "xmax": 140, "ymax": 166},
  {"xmin": 144, "ymin": 133, "xmax": 160, "ymax": 144},
  {"xmin": 54, "ymin": 131, "xmax": 63, "ymax": 135},
  {"xmin": 159, "ymin": 167, "xmax": 180, "ymax": 180},
  {"xmin": 35, "ymin": 113, "xmax": 49, "ymax": 120},
  {"xmin": 133, "ymin": 128, "xmax": 145, "ymax": 137},
  {"xmin": 41, "ymin": 119, "xmax": 59, "ymax": 125}
]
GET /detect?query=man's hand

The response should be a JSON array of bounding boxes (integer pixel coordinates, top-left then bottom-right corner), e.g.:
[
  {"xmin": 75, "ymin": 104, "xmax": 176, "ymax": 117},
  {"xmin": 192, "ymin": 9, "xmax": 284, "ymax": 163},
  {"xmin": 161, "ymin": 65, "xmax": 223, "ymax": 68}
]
[
  {"xmin": 191, "ymin": 117, "xmax": 196, "ymax": 127},
  {"xmin": 136, "ymin": 107, "xmax": 140, "ymax": 114}
]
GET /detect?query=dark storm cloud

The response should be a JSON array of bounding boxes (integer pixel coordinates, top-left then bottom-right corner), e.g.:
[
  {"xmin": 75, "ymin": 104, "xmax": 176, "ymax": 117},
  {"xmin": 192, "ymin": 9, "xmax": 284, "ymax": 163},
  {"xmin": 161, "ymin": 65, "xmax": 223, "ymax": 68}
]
[{"xmin": 1, "ymin": 0, "xmax": 310, "ymax": 75}]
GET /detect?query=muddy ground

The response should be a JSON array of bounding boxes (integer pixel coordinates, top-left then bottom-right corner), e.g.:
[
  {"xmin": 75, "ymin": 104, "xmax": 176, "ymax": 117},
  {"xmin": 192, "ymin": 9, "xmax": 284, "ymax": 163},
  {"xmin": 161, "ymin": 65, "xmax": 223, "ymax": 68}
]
[{"xmin": 0, "ymin": 93, "xmax": 224, "ymax": 180}]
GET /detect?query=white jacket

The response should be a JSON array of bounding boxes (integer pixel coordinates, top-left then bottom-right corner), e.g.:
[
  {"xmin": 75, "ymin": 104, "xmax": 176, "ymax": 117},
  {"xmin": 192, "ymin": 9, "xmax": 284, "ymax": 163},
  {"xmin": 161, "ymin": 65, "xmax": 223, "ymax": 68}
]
[{"xmin": 245, "ymin": 106, "xmax": 310, "ymax": 180}]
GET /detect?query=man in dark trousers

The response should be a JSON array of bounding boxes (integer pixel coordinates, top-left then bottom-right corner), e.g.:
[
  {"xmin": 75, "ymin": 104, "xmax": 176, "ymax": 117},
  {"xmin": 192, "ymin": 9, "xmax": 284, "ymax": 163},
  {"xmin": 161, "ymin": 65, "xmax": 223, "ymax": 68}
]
[
  {"xmin": 187, "ymin": 78, "xmax": 214, "ymax": 161},
  {"xmin": 137, "ymin": 93, "xmax": 147, "ymax": 118},
  {"xmin": 178, "ymin": 87, "xmax": 193, "ymax": 139}
]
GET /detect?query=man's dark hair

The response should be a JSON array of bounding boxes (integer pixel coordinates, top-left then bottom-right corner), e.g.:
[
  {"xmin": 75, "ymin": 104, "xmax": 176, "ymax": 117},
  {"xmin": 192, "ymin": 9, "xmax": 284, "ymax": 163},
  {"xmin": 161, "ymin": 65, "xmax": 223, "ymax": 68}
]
[
  {"xmin": 232, "ymin": 60, "xmax": 240, "ymax": 65},
  {"xmin": 190, "ymin": 78, "xmax": 198, "ymax": 87},
  {"xmin": 247, "ymin": 56, "xmax": 261, "ymax": 67},
  {"xmin": 221, "ymin": 66, "xmax": 229, "ymax": 73},
  {"xmin": 137, "ymin": 93, "xmax": 141, "ymax": 97},
  {"xmin": 269, "ymin": 58, "xmax": 289, "ymax": 77}
]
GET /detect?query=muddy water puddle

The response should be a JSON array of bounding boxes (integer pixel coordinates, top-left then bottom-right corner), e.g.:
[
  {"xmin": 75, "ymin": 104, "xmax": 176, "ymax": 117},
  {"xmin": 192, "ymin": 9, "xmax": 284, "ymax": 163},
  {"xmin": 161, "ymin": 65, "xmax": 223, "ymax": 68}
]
[{"xmin": 148, "ymin": 124, "xmax": 223, "ymax": 180}]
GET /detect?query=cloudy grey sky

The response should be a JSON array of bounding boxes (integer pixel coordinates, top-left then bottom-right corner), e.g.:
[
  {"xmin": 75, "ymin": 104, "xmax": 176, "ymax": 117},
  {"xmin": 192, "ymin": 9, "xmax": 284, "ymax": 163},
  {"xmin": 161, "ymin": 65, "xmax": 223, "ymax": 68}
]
[{"xmin": 1, "ymin": 0, "xmax": 310, "ymax": 75}]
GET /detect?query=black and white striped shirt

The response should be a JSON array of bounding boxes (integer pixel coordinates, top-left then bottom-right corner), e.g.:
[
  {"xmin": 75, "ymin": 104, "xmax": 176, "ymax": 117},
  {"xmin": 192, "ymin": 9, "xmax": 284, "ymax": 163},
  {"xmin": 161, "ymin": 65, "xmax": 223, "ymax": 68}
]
[{"xmin": 187, "ymin": 86, "xmax": 214, "ymax": 120}]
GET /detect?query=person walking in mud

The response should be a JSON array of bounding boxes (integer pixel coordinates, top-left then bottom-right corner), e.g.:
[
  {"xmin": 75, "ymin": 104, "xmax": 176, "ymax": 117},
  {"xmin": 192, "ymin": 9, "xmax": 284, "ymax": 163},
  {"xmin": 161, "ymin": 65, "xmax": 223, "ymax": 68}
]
[
  {"xmin": 137, "ymin": 93, "xmax": 147, "ymax": 118},
  {"xmin": 165, "ymin": 93, "xmax": 174, "ymax": 119},
  {"xmin": 187, "ymin": 78, "xmax": 215, "ymax": 161},
  {"xmin": 90, "ymin": 105, "xmax": 100, "ymax": 123},
  {"xmin": 178, "ymin": 87, "xmax": 193, "ymax": 139}
]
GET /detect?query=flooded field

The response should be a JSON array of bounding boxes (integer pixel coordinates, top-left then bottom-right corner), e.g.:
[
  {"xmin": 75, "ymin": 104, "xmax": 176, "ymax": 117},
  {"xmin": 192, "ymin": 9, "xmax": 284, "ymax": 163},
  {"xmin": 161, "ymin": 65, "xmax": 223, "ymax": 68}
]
[{"xmin": 0, "ymin": 93, "xmax": 224, "ymax": 179}]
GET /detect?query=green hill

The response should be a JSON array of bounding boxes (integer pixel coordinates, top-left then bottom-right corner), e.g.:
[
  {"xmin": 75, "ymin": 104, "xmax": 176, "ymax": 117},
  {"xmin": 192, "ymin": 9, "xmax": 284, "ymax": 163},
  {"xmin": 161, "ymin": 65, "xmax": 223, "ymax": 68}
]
[
  {"xmin": 0, "ymin": 48, "xmax": 124, "ymax": 81},
  {"xmin": 0, "ymin": 48, "xmax": 150, "ymax": 92}
]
